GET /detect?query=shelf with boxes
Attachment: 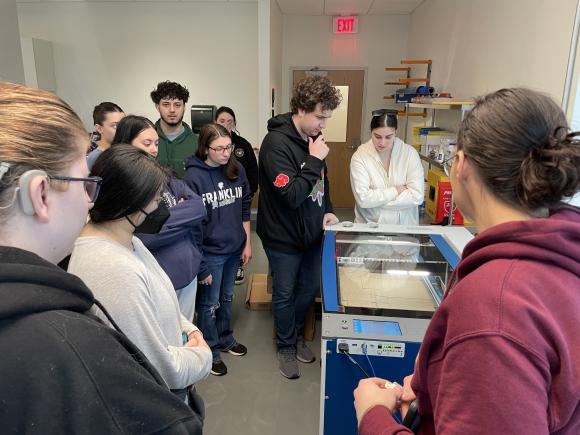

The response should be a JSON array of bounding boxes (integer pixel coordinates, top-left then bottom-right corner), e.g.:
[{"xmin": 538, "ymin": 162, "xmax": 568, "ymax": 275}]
[
  {"xmin": 383, "ymin": 60, "xmax": 433, "ymax": 118},
  {"xmin": 407, "ymin": 101, "xmax": 474, "ymax": 226}
]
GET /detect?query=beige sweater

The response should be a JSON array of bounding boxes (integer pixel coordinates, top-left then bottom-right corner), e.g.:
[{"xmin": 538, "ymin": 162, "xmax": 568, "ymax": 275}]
[{"xmin": 68, "ymin": 236, "xmax": 212, "ymax": 390}]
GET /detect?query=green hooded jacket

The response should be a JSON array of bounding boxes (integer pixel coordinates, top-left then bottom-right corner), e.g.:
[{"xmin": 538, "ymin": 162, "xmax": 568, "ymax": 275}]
[{"xmin": 155, "ymin": 120, "xmax": 198, "ymax": 177}]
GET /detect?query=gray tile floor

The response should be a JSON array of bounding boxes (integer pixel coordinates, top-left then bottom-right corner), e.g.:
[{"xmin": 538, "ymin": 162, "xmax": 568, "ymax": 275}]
[{"xmin": 196, "ymin": 209, "xmax": 354, "ymax": 435}]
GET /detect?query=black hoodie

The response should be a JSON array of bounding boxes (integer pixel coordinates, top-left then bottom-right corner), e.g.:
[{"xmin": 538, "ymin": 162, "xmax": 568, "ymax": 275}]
[
  {"xmin": 0, "ymin": 246, "xmax": 202, "ymax": 434},
  {"xmin": 257, "ymin": 113, "xmax": 333, "ymax": 253}
]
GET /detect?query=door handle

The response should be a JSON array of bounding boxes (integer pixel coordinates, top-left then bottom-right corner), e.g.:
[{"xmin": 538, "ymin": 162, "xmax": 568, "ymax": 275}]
[{"xmin": 349, "ymin": 139, "xmax": 361, "ymax": 150}]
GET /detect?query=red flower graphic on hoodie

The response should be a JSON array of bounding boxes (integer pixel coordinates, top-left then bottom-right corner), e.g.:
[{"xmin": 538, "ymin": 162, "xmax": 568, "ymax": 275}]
[{"xmin": 273, "ymin": 173, "xmax": 290, "ymax": 188}]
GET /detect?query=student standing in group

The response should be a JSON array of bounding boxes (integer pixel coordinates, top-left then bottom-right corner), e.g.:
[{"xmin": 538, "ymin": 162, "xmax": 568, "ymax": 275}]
[
  {"xmin": 354, "ymin": 88, "xmax": 580, "ymax": 434},
  {"xmin": 257, "ymin": 76, "xmax": 341, "ymax": 379},
  {"xmin": 0, "ymin": 81, "xmax": 203, "ymax": 433},
  {"xmin": 112, "ymin": 115, "xmax": 210, "ymax": 321},
  {"xmin": 68, "ymin": 145, "xmax": 212, "ymax": 399},
  {"xmin": 350, "ymin": 109, "xmax": 424, "ymax": 225},
  {"xmin": 183, "ymin": 123, "xmax": 252, "ymax": 377},
  {"xmin": 215, "ymin": 106, "xmax": 259, "ymax": 285},
  {"xmin": 151, "ymin": 81, "xmax": 197, "ymax": 177},
  {"xmin": 86, "ymin": 102, "xmax": 124, "ymax": 168}
]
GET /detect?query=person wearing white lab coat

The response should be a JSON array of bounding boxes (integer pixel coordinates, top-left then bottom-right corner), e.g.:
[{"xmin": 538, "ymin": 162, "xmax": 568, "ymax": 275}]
[{"xmin": 350, "ymin": 110, "xmax": 424, "ymax": 225}]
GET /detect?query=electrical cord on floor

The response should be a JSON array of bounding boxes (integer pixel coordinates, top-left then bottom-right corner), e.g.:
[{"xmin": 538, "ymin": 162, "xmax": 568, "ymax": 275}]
[{"xmin": 338, "ymin": 343, "xmax": 370, "ymax": 378}]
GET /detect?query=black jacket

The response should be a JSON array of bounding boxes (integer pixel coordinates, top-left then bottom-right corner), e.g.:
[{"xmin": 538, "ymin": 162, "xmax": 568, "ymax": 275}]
[
  {"xmin": 0, "ymin": 246, "xmax": 203, "ymax": 434},
  {"xmin": 232, "ymin": 131, "xmax": 259, "ymax": 195},
  {"xmin": 257, "ymin": 112, "xmax": 333, "ymax": 253}
]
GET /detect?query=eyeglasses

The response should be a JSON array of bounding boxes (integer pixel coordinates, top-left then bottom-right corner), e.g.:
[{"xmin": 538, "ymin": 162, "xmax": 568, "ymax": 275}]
[
  {"xmin": 49, "ymin": 175, "xmax": 102, "ymax": 202},
  {"xmin": 208, "ymin": 144, "xmax": 234, "ymax": 153},
  {"xmin": 442, "ymin": 154, "xmax": 457, "ymax": 177}
]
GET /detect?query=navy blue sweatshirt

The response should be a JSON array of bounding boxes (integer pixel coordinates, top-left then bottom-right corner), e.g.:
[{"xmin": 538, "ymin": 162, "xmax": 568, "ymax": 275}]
[
  {"xmin": 137, "ymin": 177, "xmax": 209, "ymax": 289},
  {"xmin": 183, "ymin": 156, "xmax": 251, "ymax": 255}
]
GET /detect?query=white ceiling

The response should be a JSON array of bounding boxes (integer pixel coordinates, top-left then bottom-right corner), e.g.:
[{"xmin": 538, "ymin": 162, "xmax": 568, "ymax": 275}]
[
  {"xmin": 275, "ymin": 0, "xmax": 425, "ymax": 15},
  {"xmin": 16, "ymin": 0, "xmax": 255, "ymax": 3},
  {"xmin": 16, "ymin": 0, "xmax": 424, "ymax": 13}
]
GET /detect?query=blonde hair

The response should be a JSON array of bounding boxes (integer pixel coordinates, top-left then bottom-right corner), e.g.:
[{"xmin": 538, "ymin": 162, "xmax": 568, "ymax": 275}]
[{"xmin": 0, "ymin": 81, "xmax": 88, "ymax": 212}]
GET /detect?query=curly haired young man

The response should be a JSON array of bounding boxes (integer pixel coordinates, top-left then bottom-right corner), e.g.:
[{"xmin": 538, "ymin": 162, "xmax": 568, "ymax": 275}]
[{"xmin": 257, "ymin": 76, "xmax": 342, "ymax": 379}]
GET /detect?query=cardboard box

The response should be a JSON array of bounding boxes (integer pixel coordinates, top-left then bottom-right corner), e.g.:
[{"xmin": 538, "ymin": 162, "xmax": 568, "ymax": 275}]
[
  {"xmin": 271, "ymin": 303, "xmax": 316, "ymax": 341},
  {"xmin": 253, "ymin": 269, "xmax": 318, "ymax": 341},
  {"xmin": 245, "ymin": 273, "xmax": 272, "ymax": 311}
]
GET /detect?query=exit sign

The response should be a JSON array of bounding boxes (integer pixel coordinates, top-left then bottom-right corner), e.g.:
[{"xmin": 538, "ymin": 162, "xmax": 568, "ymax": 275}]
[{"xmin": 333, "ymin": 16, "xmax": 359, "ymax": 34}]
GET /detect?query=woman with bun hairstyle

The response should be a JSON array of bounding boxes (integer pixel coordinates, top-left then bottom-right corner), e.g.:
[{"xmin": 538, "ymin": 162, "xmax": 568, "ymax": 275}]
[{"xmin": 354, "ymin": 88, "xmax": 580, "ymax": 434}]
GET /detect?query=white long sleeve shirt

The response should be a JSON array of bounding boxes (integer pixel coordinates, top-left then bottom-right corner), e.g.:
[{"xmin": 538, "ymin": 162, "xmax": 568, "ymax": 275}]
[
  {"xmin": 68, "ymin": 236, "xmax": 212, "ymax": 390},
  {"xmin": 350, "ymin": 137, "xmax": 424, "ymax": 225}
]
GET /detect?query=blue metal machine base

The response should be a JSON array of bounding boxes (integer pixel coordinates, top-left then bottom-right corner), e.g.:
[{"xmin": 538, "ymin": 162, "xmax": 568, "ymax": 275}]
[{"xmin": 322, "ymin": 339, "xmax": 420, "ymax": 434}]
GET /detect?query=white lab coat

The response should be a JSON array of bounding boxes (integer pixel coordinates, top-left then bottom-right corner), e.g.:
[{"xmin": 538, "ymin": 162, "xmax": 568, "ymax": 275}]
[{"xmin": 350, "ymin": 138, "xmax": 424, "ymax": 225}]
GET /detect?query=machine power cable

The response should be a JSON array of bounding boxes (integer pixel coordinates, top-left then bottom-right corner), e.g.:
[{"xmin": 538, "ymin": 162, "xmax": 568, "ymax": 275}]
[
  {"xmin": 361, "ymin": 343, "xmax": 376, "ymax": 377},
  {"xmin": 338, "ymin": 345, "xmax": 370, "ymax": 378}
]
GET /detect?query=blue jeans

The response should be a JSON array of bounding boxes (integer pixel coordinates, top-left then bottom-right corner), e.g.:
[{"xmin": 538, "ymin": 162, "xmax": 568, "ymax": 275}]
[
  {"xmin": 197, "ymin": 252, "xmax": 240, "ymax": 362},
  {"xmin": 175, "ymin": 277, "xmax": 197, "ymax": 322},
  {"xmin": 265, "ymin": 244, "xmax": 321, "ymax": 350}
]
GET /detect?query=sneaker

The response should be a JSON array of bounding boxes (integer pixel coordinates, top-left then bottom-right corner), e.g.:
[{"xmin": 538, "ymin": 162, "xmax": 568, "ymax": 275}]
[
  {"xmin": 211, "ymin": 360, "xmax": 227, "ymax": 376},
  {"xmin": 278, "ymin": 348, "xmax": 300, "ymax": 379},
  {"xmin": 235, "ymin": 267, "xmax": 245, "ymax": 285},
  {"xmin": 296, "ymin": 339, "xmax": 315, "ymax": 363},
  {"xmin": 222, "ymin": 342, "xmax": 247, "ymax": 356}
]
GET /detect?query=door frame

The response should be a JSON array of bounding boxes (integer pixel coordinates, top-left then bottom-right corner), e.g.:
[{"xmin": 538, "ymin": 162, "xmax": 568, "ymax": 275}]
[{"xmin": 289, "ymin": 66, "xmax": 368, "ymax": 145}]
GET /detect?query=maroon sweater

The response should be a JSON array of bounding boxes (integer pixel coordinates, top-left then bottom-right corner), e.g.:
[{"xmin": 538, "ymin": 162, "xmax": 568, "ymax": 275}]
[{"xmin": 360, "ymin": 205, "xmax": 580, "ymax": 434}]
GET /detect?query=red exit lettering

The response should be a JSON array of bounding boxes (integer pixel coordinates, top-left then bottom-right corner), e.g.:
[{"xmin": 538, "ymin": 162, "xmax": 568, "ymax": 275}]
[
  {"xmin": 338, "ymin": 18, "xmax": 354, "ymax": 32},
  {"xmin": 334, "ymin": 16, "xmax": 358, "ymax": 34}
]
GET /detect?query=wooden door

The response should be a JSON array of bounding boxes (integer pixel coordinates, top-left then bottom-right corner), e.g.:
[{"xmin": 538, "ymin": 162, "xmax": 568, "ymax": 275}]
[{"xmin": 293, "ymin": 69, "xmax": 364, "ymax": 208}]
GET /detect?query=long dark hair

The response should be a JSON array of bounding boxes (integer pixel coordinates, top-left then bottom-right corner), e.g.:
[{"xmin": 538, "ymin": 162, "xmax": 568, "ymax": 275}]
[
  {"xmin": 457, "ymin": 88, "xmax": 580, "ymax": 211},
  {"xmin": 111, "ymin": 115, "xmax": 155, "ymax": 146},
  {"xmin": 89, "ymin": 144, "xmax": 168, "ymax": 223},
  {"xmin": 196, "ymin": 123, "xmax": 239, "ymax": 180}
]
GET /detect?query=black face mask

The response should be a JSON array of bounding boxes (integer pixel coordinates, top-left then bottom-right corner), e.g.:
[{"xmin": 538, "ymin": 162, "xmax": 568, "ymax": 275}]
[{"xmin": 128, "ymin": 201, "xmax": 170, "ymax": 234}]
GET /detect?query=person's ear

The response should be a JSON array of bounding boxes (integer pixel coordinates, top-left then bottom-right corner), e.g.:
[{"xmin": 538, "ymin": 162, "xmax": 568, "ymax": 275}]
[
  {"xmin": 454, "ymin": 150, "xmax": 470, "ymax": 184},
  {"xmin": 95, "ymin": 123, "xmax": 103, "ymax": 135},
  {"xmin": 155, "ymin": 104, "xmax": 160, "ymax": 113},
  {"xmin": 19, "ymin": 170, "xmax": 50, "ymax": 222}
]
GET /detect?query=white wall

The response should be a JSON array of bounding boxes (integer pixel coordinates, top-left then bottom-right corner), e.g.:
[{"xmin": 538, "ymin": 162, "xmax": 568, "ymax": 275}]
[
  {"xmin": 17, "ymin": 2, "xmax": 259, "ymax": 144},
  {"xmin": 282, "ymin": 14, "xmax": 410, "ymax": 141},
  {"xmin": 270, "ymin": 0, "xmax": 283, "ymax": 117},
  {"xmin": 0, "ymin": 0, "xmax": 25, "ymax": 84},
  {"xmin": 407, "ymin": 0, "xmax": 578, "ymax": 103},
  {"xmin": 565, "ymin": 1, "xmax": 580, "ymax": 131}
]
